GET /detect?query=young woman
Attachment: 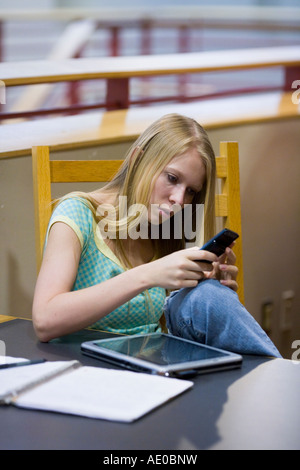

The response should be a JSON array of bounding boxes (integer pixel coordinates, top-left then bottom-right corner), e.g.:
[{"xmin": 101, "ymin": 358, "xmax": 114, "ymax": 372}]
[{"xmin": 32, "ymin": 114, "xmax": 280, "ymax": 357}]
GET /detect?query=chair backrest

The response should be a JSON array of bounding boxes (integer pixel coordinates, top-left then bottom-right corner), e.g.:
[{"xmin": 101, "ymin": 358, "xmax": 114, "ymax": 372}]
[
  {"xmin": 32, "ymin": 141, "xmax": 244, "ymax": 302},
  {"xmin": 216, "ymin": 141, "xmax": 244, "ymax": 304}
]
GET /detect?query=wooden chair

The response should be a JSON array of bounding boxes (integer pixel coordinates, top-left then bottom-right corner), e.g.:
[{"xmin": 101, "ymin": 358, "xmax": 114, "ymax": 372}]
[{"xmin": 32, "ymin": 141, "xmax": 244, "ymax": 302}]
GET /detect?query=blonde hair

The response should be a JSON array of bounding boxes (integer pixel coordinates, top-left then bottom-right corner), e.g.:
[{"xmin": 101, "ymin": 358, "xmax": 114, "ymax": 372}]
[{"xmin": 57, "ymin": 113, "xmax": 216, "ymax": 268}]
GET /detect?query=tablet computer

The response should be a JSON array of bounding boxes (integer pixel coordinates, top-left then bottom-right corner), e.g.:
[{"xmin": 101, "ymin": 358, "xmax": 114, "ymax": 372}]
[{"xmin": 81, "ymin": 333, "xmax": 242, "ymax": 378}]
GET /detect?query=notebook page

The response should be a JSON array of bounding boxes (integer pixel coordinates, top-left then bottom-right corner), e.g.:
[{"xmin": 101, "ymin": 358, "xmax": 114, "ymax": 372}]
[
  {"xmin": 0, "ymin": 355, "xmax": 27, "ymax": 365},
  {"xmin": 15, "ymin": 366, "xmax": 193, "ymax": 422},
  {"xmin": 0, "ymin": 360, "xmax": 80, "ymax": 403}
]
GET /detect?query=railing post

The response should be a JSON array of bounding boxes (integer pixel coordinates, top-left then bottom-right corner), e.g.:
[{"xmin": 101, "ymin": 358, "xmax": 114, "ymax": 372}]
[
  {"xmin": 284, "ymin": 66, "xmax": 300, "ymax": 92},
  {"xmin": 68, "ymin": 51, "xmax": 83, "ymax": 110},
  {"xmin": 141, "ymin": 20, "xmax": 152, "ymax": 55},
  {"xmin": 110, "ymin": 26, "xmax": 120, "ymax": 57},
  {"xmin": 178, "ymin": 24, "xmax": 189, "ymax": 100},
  {"xmin": 106, "ymin": 78, "xmax": 129, "ymax": 110}
]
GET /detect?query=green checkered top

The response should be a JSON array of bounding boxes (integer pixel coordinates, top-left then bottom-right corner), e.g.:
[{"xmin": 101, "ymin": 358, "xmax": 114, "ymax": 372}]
[{"xmin": 46, "ymin": 197, "xmax": 165, "ymax": 335}]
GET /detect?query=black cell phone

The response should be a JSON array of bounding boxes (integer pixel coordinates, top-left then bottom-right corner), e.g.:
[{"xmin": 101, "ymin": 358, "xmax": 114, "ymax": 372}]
[{"xmin": 200, "ymin": 228, "xmax": 239, "ymax": 258}]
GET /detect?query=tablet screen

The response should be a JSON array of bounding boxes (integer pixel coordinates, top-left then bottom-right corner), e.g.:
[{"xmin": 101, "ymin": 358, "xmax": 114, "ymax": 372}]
[{"xmin": 92, "ymin": 334, "xmax": 228, "ymax": 366}]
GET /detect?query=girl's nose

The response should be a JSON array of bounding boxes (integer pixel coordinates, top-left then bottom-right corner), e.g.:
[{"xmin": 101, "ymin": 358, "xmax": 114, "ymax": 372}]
[{"xmin": 169, "ymin": 187, "xmax": 185, "ymax": 207}]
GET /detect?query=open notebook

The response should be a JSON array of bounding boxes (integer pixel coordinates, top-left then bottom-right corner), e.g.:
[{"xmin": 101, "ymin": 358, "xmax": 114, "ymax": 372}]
[{"xmin": 0, "ymin": 357, "xmax": 193, "ymax": 422}]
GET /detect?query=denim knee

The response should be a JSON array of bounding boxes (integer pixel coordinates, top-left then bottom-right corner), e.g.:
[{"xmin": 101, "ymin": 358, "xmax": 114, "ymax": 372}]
[
  {"xmin": 163, "ymin": 279, "xmax": 281, "ymax": 357},
  {"xmin": 164, "ymin": 289, "xmax": 203, "ymax": 342},
  {"xmin": 164, "ymin": 279, "xmax": 235, "ymax": 342}
]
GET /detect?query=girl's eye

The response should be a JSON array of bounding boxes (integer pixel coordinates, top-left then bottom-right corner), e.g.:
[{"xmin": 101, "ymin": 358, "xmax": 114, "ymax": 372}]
[{"xmin": 167, "ymin": 174, "xmax": 177, "ymax": 184}]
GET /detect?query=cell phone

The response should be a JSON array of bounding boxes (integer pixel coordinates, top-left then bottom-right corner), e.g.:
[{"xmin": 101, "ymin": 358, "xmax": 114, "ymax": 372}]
[{"xmin": 200, "ymin": 228, "xmax": 239, "ymax": 257}]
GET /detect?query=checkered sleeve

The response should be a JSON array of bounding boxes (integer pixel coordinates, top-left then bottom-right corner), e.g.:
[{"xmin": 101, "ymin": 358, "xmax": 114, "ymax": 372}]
[{"xmin": 46, "ymin": 197, "xmax": 93, "ymax": 250}]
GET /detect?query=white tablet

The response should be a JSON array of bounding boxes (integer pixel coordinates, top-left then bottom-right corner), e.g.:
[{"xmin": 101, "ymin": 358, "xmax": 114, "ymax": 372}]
[{"xmin": 81, "ymin": 333, "xmax": 242, "ymax": 378}]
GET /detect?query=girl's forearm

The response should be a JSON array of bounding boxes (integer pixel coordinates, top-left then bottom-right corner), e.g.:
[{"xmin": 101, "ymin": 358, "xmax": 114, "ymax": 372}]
[{"xmin": 33, "ymin": 264, "xmax": 154, "ymax": 342}]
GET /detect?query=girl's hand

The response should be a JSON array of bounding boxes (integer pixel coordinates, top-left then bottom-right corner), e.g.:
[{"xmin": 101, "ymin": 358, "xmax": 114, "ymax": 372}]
[
  {"xmin": 146, "ymin": 247, "xmax": 217, "ymax": 290},
  {"xmin": 207, "ymin": 246, "xmax": 238, "ymax": 292}
]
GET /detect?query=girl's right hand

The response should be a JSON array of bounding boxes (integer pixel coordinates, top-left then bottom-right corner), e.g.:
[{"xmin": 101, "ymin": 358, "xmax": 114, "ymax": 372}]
[{"xmin": 145, "ymin": 247, "xmax": 217, "ymax": 290}]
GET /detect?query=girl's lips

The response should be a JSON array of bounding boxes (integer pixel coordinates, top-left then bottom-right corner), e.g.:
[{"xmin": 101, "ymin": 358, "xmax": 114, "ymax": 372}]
[
  {"xmin": 149, "ymin": 204, "xmax": 181, "ymax": 224},
  {"xmin": 159, "ymin": 207, "xmax": 170, "ymax": 216},
  {"xmin": 158, "ymin": 206, "xmax": 173, "ymax": 218},
  {"xmin": 158, "ymin": 204, "xmax": 182, "ymax": 217}
]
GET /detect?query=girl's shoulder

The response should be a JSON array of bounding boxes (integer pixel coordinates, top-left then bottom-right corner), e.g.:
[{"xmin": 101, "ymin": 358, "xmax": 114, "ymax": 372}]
[{"xmin": 49, "ymin": 194, "xmax": 95, "ymax": 249}]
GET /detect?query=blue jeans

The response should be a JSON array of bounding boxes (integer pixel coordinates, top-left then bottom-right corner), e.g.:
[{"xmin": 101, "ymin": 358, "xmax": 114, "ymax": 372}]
[{"xmin": 163, "ymin": 279, "xmax": 281, "ymax": 357}]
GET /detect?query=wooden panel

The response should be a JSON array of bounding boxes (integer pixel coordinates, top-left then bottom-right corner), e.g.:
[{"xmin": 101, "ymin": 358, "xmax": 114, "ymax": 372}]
[{"xmin": 50, "ymin": 160, "xmax": 123, "ymax": 183}]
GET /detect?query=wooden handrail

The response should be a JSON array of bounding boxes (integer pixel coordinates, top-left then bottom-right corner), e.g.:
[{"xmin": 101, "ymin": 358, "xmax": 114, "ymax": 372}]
[
  {"xmin": 1, "ymin": 90, "xmax": 299, "ymax": 160},
  {"xmin": 0, "ymin": 6, "xmax": 299, "ymax": 24},
  {"xmin": 1, "ymin": 46, "xmax": 300, "ymax": 87}
]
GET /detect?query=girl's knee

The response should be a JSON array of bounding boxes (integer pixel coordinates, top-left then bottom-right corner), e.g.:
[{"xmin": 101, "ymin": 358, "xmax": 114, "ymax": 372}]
[
  {"xmin": 186, "ymin": 279, "xmax": 239, "ymax": 312},
  {"xmin": 164, "ymin": 279, "xmax": 235, "ymax": 340},
  {"xmin": 166, "ymin": 279, "xmax": 236, "ymax": 317},
  {"xmin": 164, "ymin": 279, "xmax": 281, "ymax": 357}
]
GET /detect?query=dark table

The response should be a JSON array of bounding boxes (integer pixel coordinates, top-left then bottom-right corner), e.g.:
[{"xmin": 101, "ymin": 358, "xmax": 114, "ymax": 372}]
[{"xmin": 1, "ymin": 317, "xmax": 299, "ymax": 450}]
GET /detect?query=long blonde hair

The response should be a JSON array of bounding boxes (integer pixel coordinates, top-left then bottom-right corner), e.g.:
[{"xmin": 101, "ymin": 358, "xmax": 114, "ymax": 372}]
[{"xmin": 58, "ymin": 114, "xmax": 216, "ymax": 268}]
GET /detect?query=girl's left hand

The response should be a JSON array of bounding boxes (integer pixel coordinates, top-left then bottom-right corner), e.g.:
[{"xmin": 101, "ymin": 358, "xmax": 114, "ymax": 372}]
[{"xmin": 207, "ymin": 246, "xmax": 238, "ymax": 292}]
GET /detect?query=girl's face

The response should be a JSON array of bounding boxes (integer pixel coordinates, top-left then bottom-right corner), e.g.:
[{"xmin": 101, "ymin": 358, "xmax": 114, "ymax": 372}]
[{"xmin": 148, "ymin": 147, "xmax": 206, "ymax": 224}]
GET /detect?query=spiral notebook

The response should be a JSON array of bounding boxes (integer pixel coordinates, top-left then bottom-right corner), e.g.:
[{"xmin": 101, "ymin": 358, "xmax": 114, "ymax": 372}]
[{"xmin": 0, "ymin": 357, "xmax": 193, "ymax": 422}]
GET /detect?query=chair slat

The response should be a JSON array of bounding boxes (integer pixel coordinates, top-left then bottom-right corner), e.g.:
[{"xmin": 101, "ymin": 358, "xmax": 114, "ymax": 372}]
[
  {"xmin": 50, "ymin": 160, "xmax": 123, "ymax": 183},
  {"xmin": 215, "ymin": 156, "xmax": 227, "ymax": 178},
  {"xmin": 215, "ymin": 194, "xmax": 228, "ymax": 217}
]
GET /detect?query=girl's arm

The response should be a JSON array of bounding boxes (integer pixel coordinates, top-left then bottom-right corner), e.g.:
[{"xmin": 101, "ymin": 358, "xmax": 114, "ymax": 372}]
[
  {"xmin": 33, "ymin": 222, "xmax": 154, "ymax": 341},
  {"xmin": 32, "ymin": 222, "xmax": 217, "ymax": 342}
]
